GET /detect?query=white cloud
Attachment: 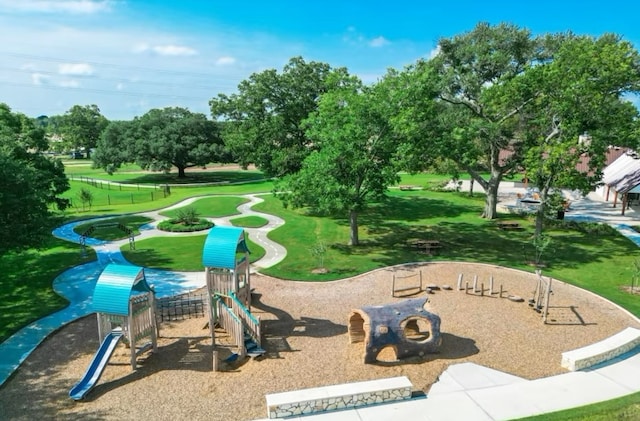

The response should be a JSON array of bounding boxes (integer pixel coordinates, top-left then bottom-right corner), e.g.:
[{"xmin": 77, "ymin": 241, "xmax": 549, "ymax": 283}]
[
  {"xmin": 132, "ymin": 43, "xmax": 150, "ymax": 53},
  {"xmin": 0, "ymin": 0, "xmax": 114, "ymax": 14},
  {"xmin": 31, "ymin": 73, "xmax": 50, "ymax": 85},
  {"xmin": 116, "ymin": 82, "xmax": 124, "ymax": 90},
  {"xmin": 59, "ymin": 79, "xmax": 80, "ymax": 87},
  {"xmin": 216, "ymin": 56, "xmax": 236, "ymax": 66},
  {"xmin": 428, "ymin": 45, "xmax": 441, "ymax": 59},
  {"xmin": 59, "ymin": 63, "xmax": 94, "ymax": 75},
  {"xmin": 369, "ymin": 36, "xmax": 390, "ymax": 48},
  {"xmin": 152, "ymin": 45, "xmax": 198, "ymax": 56}
]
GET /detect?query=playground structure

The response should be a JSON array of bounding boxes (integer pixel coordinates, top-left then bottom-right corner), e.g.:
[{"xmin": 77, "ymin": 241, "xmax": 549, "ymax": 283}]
[
  {"xmin": 348, "ymin": 297, "xmax": 442, "ymax": 364},
  {"xmin": 391, "ymin": 270, "xmax": 423, "ymax": 297},
  {"xmin": 530, "ymin": 269, "xmax": 553, "ymax": 323},
  {"xmin": 202, "ymin": 226, "xmax": 264, "ymax": 370},
  {"xmin": 80, "ymin": 222, "xmax": 136, "ymax": 256},
  {"xmin": 69, "ymin": 263, "xmax": 157, "ymax": 400}
]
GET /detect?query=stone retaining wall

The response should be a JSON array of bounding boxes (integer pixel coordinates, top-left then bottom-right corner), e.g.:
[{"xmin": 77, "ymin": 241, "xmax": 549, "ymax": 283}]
[
  {"xmin": 265, "ymin": 376, "xmax": 413, "ymax": 419},
  {"xmin": 561, "ymin": 327, "xmax": 640, "ymax": 371}
]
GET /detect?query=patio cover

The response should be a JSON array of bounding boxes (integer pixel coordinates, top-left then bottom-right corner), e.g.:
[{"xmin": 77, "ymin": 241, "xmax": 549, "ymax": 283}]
[{"xmin": 602, "ymin": 151, "xmax": 640, "ymax": 194}]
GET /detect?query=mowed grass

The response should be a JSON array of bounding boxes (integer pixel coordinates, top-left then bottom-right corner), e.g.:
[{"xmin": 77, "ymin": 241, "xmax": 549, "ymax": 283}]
[
  {"xmin": 121, "ymin": 233, "xmax": 265, "ymax": 271},
  {"xmin": 59, "ymin": 178, "xmax": 273, "ymax": 219},
  {"xmin": 519, "ymin": 391, "xmax": 640, "ymax": 420},
  {"xmin": 254, "ymin": 190, "xmax": 640, "ymax": 318},
  {"xmin": 0, "ymin": 237, "xmax": 95, "ymax": 342},
  {"xmin": 231, "ymin": 215, "xmax": 269, "ymax": 228},
  {"xmin": 63, "ymin": 161, "xmax": 266, "ymax": 185},
  {"xmin": 160, "ymin": 196, "xmax": 249, "ymax": 218}
]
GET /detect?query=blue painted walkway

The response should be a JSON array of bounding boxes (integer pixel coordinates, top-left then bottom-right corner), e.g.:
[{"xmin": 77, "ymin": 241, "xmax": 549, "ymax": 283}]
[
  {"xmin": 0, "ymin": 219, "xmax": 205, "ymax": 387},
  {"xmin": 0, "ymin": 193, "xmax": 285, "ymax": 388}
]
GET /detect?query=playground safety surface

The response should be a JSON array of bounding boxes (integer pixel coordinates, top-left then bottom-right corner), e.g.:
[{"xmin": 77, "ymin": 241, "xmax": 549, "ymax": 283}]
[{"xmin": 1, "ymin": 262, "xmax": 638, "ymax": 421}]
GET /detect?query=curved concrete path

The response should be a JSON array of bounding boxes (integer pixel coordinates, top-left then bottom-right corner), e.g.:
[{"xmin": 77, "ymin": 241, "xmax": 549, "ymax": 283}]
[{"xmin": 0, "ymin": 193, "xmax": 285, "ymax": 387}]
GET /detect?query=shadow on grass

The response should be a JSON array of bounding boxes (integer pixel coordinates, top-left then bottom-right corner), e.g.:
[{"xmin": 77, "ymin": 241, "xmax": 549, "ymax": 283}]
[
  {"xmin": 120, "ymin": 248, "xmax": 175, "ymax": 270},
  {"xmin": 0, "ymin": 240, "xmax": 92, "ymax": 342},
  {"xmin": 116, "ymin": 170, "xmax": 266, "ymax": 185}
]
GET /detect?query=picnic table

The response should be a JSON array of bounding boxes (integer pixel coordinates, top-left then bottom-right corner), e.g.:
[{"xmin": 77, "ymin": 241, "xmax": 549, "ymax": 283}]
[
  {"xmin": 496, "ymin": 221, "xmax": 521, "ymax": 230},
  {"xmin": 408, "ymin": 239, "xmax": 442, "ymax": 255}
]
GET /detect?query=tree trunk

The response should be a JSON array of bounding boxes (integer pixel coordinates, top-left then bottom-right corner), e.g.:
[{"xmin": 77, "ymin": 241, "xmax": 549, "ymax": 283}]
[
  {"xmin": 177, "ymin": 166, "xmax": 186, "ymax": 178},
  {"xmin": 482, "ymin": 174, "xmax": 502, "ymax": 219},
  {"xmin": 534, "ymin": 186, "xmax": 551, "ymax": 237},
  {"xmin": 465, "ymin": 158, "xmax": 502, "ymax": 219},
  {"xmin": 349, "ymin": 210, "xmax": 359, "ymax": 246},
  {"xmin": 469, "ymin": 178, "xmax": 474, "ymax": 197}
]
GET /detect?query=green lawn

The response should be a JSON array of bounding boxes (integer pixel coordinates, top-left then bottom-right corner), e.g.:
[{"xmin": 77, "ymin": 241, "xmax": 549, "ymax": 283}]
[
  {"xmin": 160, "ymin": 196, "xmax": 249, "ymax": 218},
  {"xmin": 0, "ymin": 237, "xmax": 96, "ymax": 342},
  {"xmin": 231, "ymin": 215, "xmax": 270, "ymax": 228},
  {"xmin": 518, "ymin": 391, "xmax": 640, "ymax": 420},
  {"xmin": 4, "ymin": 167, "xmax": 640, "ymax": 419},
  {"xmin": 58, "ymin": 179, "xmax": 273, "ymax": 219},
  {"xmin": 121, "ymin": 234, "xmax": 266, "ymax": 271},
  {"xmin": 63, "ymin": 161, "xmax": 266, "ymax": 185}
]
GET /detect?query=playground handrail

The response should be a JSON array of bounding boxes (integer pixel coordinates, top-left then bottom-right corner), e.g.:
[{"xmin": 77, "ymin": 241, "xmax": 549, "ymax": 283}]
[
  {"xmin": 227, "ymin": 292, "xmax": 261, "ymax": 346},
  {"xmin": 216, "ymin": 297, "xmax": 245, "ymax": 355}
]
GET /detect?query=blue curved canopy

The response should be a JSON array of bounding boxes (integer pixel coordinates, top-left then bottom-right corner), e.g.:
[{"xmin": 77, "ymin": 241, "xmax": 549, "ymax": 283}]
[
  {"xmin": 202, "ymin": 226, "xmax": 249, "ymax": 270},
  {"xmin": 92, "ymin": 264, "xmax": 151, "ymax": 316}
]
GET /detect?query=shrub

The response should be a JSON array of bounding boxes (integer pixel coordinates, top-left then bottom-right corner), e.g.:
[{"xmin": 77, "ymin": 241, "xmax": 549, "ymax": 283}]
[
  {"xmin": 175, "ymin": 207, "xmax": 199, "ymax": 225},
  {"xmin": 157, "ymin": 218, "xmax": 213, "ymax": 232}
]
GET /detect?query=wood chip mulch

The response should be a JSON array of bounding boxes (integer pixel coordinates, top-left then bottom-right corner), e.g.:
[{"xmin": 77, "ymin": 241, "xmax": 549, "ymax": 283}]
[{"xmin": 1, "ymin": 262, "xmax": 638, "ymax": 421}]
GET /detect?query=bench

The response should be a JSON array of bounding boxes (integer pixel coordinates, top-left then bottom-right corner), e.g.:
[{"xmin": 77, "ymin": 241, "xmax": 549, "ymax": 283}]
[
  {"xmin": 561, "ymin": 327, "xmax": 640, "ymax": 371},
  {"xmin": 265, "ymin": 376, "xmax": 413, "ymax": 419}
]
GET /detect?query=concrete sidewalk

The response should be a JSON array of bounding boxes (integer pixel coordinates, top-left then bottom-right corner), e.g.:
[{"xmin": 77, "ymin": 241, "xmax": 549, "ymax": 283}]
[{"xmin": 254, "ymin": 349, "xmax": 640, "ymax": 421}]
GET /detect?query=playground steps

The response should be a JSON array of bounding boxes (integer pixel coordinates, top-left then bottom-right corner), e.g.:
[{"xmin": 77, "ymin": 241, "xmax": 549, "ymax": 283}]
[{"xmin": 245, "ymin": 333, "xmax": 266, "ymax": 358}]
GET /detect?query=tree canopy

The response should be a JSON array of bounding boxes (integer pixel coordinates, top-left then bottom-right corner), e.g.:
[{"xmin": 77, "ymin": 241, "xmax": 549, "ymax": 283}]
[
  {"xmin": 210, "ymin": 56, "xmax": 346, "ymax": 177},
  {"xmin": 520, "ymin": 33, "xmax": 640, "ymax": 234},
  {"xmin": 93, "ymin": 107, "xmax": 228, "ymax": 178},
  {"xmin": 279, "ymin": 73, "xmax": 400, "ymax": 245},
  {"xmin": 0, "ymin": 103, "xmax": 69, "ymax": 254},
  {"xmin": 395, "ymin": 23, "xmax": 640, "ymax": 221},
  {"xmin": 61, "ymin": 104, "xmax": 109, "ymax": 158}
]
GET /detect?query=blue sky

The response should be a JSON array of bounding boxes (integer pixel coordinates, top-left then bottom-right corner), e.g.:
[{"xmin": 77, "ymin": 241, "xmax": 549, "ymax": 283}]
[{"xmin": 1, "ymin": 0, "xmax": 640, "ymax": 120}]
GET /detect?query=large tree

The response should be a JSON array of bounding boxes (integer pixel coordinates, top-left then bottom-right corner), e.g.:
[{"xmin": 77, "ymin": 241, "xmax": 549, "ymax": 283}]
[
  {"xmin": 61, "ymin": 104, "xmax": 109, "ymax": 158},
  {"xmin": 210, "ymin": 56, "xmax": 344, "ymax": 177},
  {"xmin": 94, "ymin": 107, "xmax": 227, "ymax": 178},
  {"xmin": 397, "ymin": 23, "xmax": 640, "ymax": 222},
  {"xmin": 521, "ymin": 33, "xmax": 640, "ymax": 235},
  {"xmin": 0, "ymin": 103, "xmax": 69, "ymax": 253},
  {"xmin": 279, "ymin": 74, "xmax": 400, "ymax": 246},
  {"xmin": 92, "ymin": 120, "xmax": 135, "ymax": 175},
  {"xmin": 427, "ymin": 22, "xmax": 541, "ymax": 219}
]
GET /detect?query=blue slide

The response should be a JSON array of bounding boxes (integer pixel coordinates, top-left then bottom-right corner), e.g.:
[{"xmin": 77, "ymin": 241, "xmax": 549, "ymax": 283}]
[{"xmin": 69, "ymin": 328, "xmax": 124, "ymax": 400}]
